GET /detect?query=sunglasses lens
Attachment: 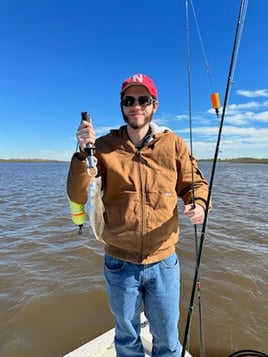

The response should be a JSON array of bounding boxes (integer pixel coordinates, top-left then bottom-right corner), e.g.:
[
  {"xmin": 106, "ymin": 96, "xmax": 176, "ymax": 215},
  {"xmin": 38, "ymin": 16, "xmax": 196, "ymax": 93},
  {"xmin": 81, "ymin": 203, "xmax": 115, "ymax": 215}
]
[
  {"xmin": 138, "ymin": 96, "xmax": 152, "ymax": 106},
  {"xmin": 121, "ymin": 96, "xmax": 135, "ymax": 107},
  {"xmin": 121, "ymin": 96, "xmax": 154, "ymax": 107}
]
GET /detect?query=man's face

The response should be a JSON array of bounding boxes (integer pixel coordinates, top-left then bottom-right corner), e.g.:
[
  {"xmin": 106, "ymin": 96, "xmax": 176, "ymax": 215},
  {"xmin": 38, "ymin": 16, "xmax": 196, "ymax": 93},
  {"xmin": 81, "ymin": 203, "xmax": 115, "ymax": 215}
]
[{"xmin": 121, "ymin": 85, "xmax": 158, "ymax": 130}]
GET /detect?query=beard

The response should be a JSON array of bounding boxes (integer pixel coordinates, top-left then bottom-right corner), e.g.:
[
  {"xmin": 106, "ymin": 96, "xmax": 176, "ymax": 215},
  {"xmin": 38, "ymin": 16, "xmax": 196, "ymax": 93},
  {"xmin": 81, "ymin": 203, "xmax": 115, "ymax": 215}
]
[{"xmin": 122, "ymin": 110, "xmax": 153, "ymax": 130}]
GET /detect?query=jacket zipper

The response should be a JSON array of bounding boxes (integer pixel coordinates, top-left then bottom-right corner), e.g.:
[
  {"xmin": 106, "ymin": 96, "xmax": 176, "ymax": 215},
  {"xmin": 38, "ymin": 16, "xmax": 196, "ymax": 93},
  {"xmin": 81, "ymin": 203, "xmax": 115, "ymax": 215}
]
[{"xmin": 136, "ymin": 149, "xmax": 146, "ymax": 256}]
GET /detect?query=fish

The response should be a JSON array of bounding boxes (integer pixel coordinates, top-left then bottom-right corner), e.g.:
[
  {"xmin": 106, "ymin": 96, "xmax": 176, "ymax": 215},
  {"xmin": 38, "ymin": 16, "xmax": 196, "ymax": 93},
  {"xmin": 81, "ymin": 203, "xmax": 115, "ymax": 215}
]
[{"xmin": 87, "ymin": 176, "xmax": 106, "ymax": 244}]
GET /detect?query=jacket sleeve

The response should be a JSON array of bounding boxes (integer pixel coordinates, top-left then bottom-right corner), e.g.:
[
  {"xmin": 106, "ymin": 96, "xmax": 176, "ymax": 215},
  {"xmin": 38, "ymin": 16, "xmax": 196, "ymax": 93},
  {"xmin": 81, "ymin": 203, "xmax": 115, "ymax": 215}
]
[
  {"xmin": 176, "ymin": 139, "xmax": 211, "ymax": 211},
  {"xmin": 66, "ymin": 153, "xmax": 91, "ymax": 205}
]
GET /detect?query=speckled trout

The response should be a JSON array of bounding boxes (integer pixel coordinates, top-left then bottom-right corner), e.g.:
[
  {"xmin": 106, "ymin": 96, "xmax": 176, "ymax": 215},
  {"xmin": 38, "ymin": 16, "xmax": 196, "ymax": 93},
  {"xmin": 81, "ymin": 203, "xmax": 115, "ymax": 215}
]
[{"xmin": 87, "ymin": 176, "xmax": 105, "ymax": 244}]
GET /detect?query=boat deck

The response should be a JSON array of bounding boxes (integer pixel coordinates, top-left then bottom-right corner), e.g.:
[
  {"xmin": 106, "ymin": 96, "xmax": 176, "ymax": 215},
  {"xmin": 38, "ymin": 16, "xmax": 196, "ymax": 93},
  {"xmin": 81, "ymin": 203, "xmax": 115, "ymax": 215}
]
[{"xmin": 63, "ymin": 313, "xmax": 191, "ymax": 357}]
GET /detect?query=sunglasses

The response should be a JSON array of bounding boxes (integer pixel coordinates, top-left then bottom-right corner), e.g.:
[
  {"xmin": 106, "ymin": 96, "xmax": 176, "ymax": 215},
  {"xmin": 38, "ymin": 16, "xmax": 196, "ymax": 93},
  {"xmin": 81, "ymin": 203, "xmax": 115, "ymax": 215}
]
[{"xmin": 121, "ymin": 96, "xmax": 155, "ymax": 107}]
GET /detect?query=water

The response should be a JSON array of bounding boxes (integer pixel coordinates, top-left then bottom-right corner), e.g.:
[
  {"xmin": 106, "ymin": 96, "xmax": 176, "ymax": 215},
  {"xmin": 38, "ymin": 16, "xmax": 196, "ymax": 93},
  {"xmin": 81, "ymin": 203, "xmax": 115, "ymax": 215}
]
[{"xmin": 0, "ymin": 162, "xmax": 267, "ymax": 357}]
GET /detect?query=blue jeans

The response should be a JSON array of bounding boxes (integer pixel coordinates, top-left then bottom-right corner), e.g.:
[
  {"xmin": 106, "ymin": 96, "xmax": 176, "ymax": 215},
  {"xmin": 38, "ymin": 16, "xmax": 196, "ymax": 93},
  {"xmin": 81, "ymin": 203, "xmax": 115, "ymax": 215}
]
[{"xmin": 104, "ymin": 252, "xmax": 181, "ymax": 357}]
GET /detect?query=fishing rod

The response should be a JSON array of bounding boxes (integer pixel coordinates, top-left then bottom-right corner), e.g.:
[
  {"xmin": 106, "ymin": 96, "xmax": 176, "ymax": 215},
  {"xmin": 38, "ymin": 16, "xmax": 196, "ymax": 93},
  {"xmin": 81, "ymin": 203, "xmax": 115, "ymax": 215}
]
[
  {"xmin": 185, "ymin": 1, "xmax": 206, "ymax": 355},
  {"xmin": 181, "ymin": 0, "xmax": 249, "ymax": 356},
  {"xmin": 185, "ymin": 1, "xmax": 222, "ymax": 354}
]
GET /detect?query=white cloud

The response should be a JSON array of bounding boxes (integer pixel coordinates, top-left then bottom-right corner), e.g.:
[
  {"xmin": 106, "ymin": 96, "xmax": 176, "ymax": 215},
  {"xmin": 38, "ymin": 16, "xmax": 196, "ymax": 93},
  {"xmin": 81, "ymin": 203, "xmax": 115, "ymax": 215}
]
[
  {"xmin": 206, "ymin": 100, "xmax": 268, "ymax": 126},
  {"xmin": 186, "ymin": 134, "xmax": 268, "ymax": 159},
  {"xmin": 175, "ymin": 114, "xmax": 188, "ymax": 121},
  {"xmin": 254, "ymin": 111, "xmax": 268, "ymax": 123},
  {"xmin": 95, "ymin": 126, "xmax": 115, "ymax": 136},
  {"xmin": 222, "ymin": 126, "xmax": 268, "ymax": 140},
  {"xmin": 228, "ymin": 101, "xmax": 267, "ymax": 110},
  {"xmin": 236, "ymin": 89, "xmax": 268, "ymax": 98}
]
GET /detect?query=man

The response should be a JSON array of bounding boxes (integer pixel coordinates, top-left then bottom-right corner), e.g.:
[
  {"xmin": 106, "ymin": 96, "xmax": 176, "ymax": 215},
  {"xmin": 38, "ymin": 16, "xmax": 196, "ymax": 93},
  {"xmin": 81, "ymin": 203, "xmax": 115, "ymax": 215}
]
[{"xmin": 67, "ymin": 73, "xmax": 209, "ymax": 356}]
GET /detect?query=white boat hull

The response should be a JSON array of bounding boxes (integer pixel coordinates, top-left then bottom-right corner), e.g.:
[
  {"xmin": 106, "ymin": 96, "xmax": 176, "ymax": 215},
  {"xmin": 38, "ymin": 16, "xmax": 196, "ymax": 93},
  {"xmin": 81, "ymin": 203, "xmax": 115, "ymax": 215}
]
[{"xmin": 63, "ymin": 313, "xmax": 192, "ymax": 357}]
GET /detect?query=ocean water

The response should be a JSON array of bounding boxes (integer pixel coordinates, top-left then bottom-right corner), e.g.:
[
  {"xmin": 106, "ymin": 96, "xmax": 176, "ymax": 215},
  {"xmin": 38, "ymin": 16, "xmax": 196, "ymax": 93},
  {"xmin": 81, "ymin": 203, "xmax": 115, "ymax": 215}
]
[{"xmin": 0, "ymin": 162, "xmax": 267, "ymax": 357}]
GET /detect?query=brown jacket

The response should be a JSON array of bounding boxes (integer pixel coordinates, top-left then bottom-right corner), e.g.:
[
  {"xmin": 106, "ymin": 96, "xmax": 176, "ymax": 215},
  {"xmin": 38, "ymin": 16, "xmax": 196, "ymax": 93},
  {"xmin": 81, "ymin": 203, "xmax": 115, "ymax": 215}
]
[{"xmin": 67, "ymin": 123, "xmax": 210, "ymax": 264}]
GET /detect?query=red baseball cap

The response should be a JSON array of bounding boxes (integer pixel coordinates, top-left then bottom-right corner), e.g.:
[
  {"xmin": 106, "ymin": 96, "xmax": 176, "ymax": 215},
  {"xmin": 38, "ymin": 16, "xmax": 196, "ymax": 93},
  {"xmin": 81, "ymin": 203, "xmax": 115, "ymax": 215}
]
[{"xmin": 120, "ymin": 73, "xmax": 158, "ymax": 98}]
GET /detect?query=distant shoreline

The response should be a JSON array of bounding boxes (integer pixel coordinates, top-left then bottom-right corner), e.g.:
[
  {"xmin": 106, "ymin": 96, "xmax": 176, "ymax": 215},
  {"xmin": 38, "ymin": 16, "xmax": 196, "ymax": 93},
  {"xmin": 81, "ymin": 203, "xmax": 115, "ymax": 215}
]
[
  {"xmin": 199, "ymin": 158, "xmax": 268, "ymax": 164},
  {"xmin": 0, "ymin": 159, "xmax": 67, "ymax": 163},
  {"xmin": 0, "ymin": 158, "xmax": 268, "ymax": 164}
]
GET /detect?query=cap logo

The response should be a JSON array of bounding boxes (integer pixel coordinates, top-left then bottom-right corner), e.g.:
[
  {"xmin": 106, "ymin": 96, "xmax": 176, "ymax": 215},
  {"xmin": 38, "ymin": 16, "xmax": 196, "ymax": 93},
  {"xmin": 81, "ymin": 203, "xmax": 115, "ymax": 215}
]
[{"xmin": 131, "ymin": 74, "xmax": 144, "ymax": 83}]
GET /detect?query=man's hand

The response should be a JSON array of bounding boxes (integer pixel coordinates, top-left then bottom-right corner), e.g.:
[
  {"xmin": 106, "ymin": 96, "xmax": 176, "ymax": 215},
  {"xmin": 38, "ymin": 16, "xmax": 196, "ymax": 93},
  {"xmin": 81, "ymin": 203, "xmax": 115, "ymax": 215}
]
[
  {"xmin": 183, "ymin": 204, "xmax": 205, "ymax": 225},
  {"xmin": 76, "ymin": 120, "xmax": 96, "ymax": 152}
]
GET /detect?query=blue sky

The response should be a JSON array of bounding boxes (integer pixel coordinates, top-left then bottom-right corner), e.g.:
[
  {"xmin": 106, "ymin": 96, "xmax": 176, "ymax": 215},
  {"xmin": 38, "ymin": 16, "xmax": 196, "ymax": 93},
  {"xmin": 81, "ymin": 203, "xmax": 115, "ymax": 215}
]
[{"xmin": 0, "ymin": 0, "xmax": 267, "ymax": 160}]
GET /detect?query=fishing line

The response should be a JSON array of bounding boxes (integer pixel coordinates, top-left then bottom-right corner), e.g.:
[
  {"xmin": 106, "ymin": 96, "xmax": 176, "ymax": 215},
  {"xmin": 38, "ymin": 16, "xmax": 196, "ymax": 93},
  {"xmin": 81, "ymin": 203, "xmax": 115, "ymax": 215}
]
[
  {"xmin": 189, "ymin": 0, "xmax": 215, "ymax": 94},
  {"xmin": 185, "ymin": 0, "xmax": 196, "ymax": 207},
  {"xmin": 181, "ymin": 0, "xmax": 249, "ymax": 356},
  {"xmin": 189, "ymin": 0, "xmax": 221, "ymax": 118}
]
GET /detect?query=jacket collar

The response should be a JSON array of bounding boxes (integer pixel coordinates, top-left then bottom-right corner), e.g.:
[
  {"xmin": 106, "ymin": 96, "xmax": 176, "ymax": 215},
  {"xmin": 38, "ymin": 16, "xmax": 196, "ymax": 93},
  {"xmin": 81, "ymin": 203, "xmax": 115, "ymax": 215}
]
[
  {"xmin": 111, "ymin": 122, "xmax": 171, "ymax": 147},
  {"xmin": 137, "ymin": 122, "xmax": 172, "ymax": 149},
  {"xmin": 150, "ymin": 121, "xmax": 171, "ymax": 135}
]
